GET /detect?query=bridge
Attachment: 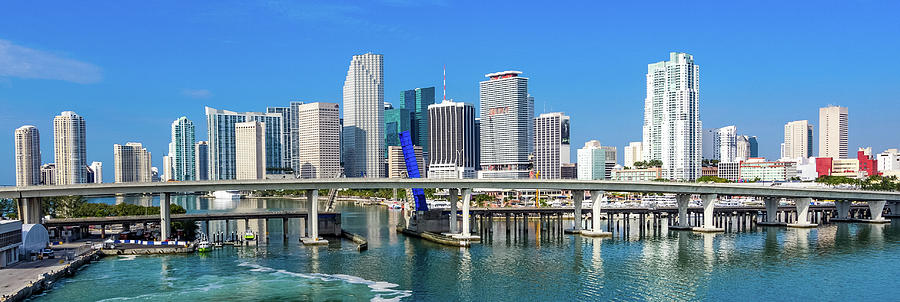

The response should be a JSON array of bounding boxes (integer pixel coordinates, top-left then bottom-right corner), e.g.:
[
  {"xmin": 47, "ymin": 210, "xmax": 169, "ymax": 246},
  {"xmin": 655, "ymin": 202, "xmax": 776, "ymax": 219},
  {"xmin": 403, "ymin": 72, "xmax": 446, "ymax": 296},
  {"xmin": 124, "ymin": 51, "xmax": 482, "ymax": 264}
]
[{"xmin": 4, "ymin": 179, "xmax": 899, "ymax": 243}]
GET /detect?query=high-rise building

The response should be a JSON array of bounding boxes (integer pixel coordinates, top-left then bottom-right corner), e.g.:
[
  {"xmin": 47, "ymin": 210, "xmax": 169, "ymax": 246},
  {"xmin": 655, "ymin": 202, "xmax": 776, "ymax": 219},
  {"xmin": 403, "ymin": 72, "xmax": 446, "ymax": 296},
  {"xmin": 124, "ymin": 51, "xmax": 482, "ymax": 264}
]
[
  {"xmin": 642, "ymin": 52, "xmax": 702, "ymax": 180},
  {"xmin": 89, "ymin": 162, "xmax": 103, "ymax": 183},
  {"xmin": 428, "ymin": 100, "xmax": 477, "ymax": 179},
  {"xmin": 474, "ymin": 118, "xmax": 481, "ymax": 171},
  {"xmin": 170, "ymin": 117, "xmax": 195, "ymax": 181},
  {"xmin": 342, "ymin": 53, "xmax": 384, "ymax": 178},
  {"xmin": 297, "ymin": 102, "xmax": 341, "ymax": 178},
  {"xmin": 235, "ymin": 121, "xmax": 266, "ymax": 180},
  {"xmin": 735, "ymin": 135, "xmax": 751, "ymax": 162},
  {"xmin": 14, "ymin": 125, "xmax": 41, "ymax": 186},
  {"xmin": 114, "ymin": 142, "xmax": 152, "ymax": 183},
  {"xmin": 384, "ymin": 106, "xmax": 412, "ymax": 150},
  {"xmin": 53, "ymin": 111, "xmax": 88, "ymax": 185},
  {"xmin": 819, "ymin": 105, "xmax": 849, "ymax": 159},
  {"xmin": 162, "ymin": 155, "xmax": 172, "ymax": 182},
  {"xmin": 478, "ymin": 71, "xmax": 533, "ymax": 179},
  {"xmin": 748, "ymin": 136, "xmax": 759, "ymax": 157},
  {"xmin": 533, "ymin": 112, "xmax": 570, "ymax": 179},
  {"xmin": 703, "ymin": 126, "xmax": 738, "ymax": 162},
  {"xmin": 387, "ymin": 145, "xmax": 425, "ymax": 178},
  {"xmin": 577, "ymin": 140, "xmax": 606, "ymax": 180},
  {"xmin": 40, "ymin": 163, "xmax": 56, "ymax": 185},
  {"xmin": 266, "ymin": 101, "xmax": 304, "ymax": 174},
  {"xmin": 195, "ymin": 141, "xmax": 209, "ymax": 181},
  {"xmin": 624, "ymin": 142, "xmax": 643, "ymax": 168},
  {"xmin": 206, "ymin": 107, "xmax": 283, "ymax": 180},
  {"xmin": 783, "ymin": 120, "xmax": 813, "ymax": 159},
  {"xmin": 877, "ymin": 149, "xmax": 900, "ymax": 173},
  {"xmin": 601, "ymin": 146, "xmax": 617, "ymax": 179},
  {"xmin": 400, "ymin": 87, "xmax": 436, "ymax": 159}
]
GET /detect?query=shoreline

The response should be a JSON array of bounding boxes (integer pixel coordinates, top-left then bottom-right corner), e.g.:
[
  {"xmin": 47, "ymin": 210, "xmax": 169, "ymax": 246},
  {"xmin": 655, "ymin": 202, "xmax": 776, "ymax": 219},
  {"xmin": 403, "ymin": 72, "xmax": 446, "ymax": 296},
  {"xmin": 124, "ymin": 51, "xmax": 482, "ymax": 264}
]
[{"xmin": 0, "ymin": 250, "xmax": 103, "ymax": 302}]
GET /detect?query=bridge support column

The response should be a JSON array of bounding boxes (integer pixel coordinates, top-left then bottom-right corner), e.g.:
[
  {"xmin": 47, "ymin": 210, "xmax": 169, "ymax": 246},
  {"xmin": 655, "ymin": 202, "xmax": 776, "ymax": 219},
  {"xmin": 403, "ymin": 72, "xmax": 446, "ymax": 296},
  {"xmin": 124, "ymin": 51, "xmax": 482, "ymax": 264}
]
[
  {"xmin": 160, "ymin": 193, "xmax": 171, "ymax": 240},
  {"xmin": 302, "ymin": 189, "xmax": 327, "ymax": 245},
  {"xmin": 834, "ymin": 200, "xmax": 852, "ymax": 221},
  {"xmin": 758, "ymin": 197, "xmax": 784, "ymax": 226},
  {"xmin": 565, "ymin": 190, "xmax": 584, "ymax": 234},
  {"xmin": 451, "ymin": 189, "xmax": 480, "ymax": 241},
  {"xmin": 582, "ymin": 191, "xmax": 611, "ymax": 237},
  {"xmin": 889, "ymin": 202, "xmax": 900, "ymax": 217},
  {"xmin": 670, "ymin": 194, "xmax": 692, "ymax": 230},
  {"xmin": 787, "ymin": 197, "xmax": 817, "ymax": 228},
  {"xmin": 862, "ymin": 200, "xmax": 889, "ymax": 223},
  {"xmin": 693, "ymin": 194, "xmax": 724, "ymax": 232},
  {"xmin": 16, "ymin": 197, "xmax": 42, "ymax": 225},
  {"xmin": 448, "ymin": 188, "xmax": 459, "ymax": 234}
]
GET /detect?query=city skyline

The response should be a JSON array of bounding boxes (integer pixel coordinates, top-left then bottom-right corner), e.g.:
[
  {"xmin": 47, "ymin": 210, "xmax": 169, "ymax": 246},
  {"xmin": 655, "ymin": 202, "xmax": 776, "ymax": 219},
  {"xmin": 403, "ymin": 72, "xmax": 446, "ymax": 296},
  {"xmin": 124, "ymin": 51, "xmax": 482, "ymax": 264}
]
[{"xmin": 2, "ymin": 2, "xmax": 900, "ymax": 184}]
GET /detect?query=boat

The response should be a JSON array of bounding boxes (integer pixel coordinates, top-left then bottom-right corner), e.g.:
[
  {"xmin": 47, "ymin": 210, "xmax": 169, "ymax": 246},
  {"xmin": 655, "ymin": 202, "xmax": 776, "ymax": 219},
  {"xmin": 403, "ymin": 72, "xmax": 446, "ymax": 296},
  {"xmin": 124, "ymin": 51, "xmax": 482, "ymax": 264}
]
[
  {"xmin": 427, "ymin": 200, "xmax": 451, "ymax": 209},
  {"xmin": 387, "ymin": 203, "xmax": 403, "ymax": 210},
  {"xmin": 243, "ymin": 229, "xmax": 255, "ymax": 241},
  {"xmin": 213, "ymin": 190, "xmax": 242, "ymax": 200},
  {"xmin": 197, "ymin": 241, "xmax": 212, "ymax": 252}
]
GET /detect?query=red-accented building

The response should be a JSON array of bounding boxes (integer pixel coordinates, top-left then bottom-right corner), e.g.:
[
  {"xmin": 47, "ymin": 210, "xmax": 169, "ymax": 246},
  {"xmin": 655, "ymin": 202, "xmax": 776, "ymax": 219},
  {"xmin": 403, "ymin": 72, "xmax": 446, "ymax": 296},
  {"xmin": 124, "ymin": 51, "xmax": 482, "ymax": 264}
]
[
  {"xmin": 857, "ymin": 147, "xmax": 879, "ymax": 177},
  {"xmin": 815, "ymin": 157, "xmax": 833, "ymax": 178}
]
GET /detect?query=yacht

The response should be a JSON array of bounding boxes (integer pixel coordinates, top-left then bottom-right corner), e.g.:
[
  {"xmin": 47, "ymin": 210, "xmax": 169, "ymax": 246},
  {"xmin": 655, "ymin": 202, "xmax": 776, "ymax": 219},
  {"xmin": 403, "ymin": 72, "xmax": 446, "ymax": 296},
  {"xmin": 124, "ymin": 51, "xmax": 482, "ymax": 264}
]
[
  {"xmin": 427, "ymin": 200, "xmax": 451, "ymax": 209},
  {"xmin": 214, "ymin": 190, "xmax": 242, "ymax": 200},
  {"xmin": 243, "ymin": 229, "xmax": 255, "ymax": 241},
  {"xmin": 197, "ymin": 241, "xmax": 212, "ymax": 253}
]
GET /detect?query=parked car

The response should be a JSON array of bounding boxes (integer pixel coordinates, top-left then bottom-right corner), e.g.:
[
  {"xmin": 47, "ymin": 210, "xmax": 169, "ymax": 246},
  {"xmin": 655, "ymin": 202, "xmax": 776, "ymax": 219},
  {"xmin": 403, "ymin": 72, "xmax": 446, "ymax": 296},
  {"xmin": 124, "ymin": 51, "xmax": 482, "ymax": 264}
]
[{"xmin": 41, "ymin": 248, "xmax": 55, "ymax": 259}]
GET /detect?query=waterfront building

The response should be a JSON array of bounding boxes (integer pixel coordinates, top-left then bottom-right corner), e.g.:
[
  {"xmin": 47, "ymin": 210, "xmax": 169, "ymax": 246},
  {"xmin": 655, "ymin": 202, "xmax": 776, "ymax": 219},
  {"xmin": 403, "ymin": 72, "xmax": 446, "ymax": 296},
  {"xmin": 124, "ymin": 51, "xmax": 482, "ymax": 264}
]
[
  {"xmin": 857, "ymin": 147, "xmax": 878, "ymax": 177},
  {"xmin": 114, "ymin": 142, "xmax": 152, "ymax": 183},
  {"xmin": 0, "ymin": 220, "xmax": 23, "ymax": 268},
  {"xmin": 162, "ymin": 155, "xmax": 172, "ymax": 181},
  {"xmin": 703, "ymin": 126, "xmax": 737, "ymax": 162},
  {"xmin": 577, "ymin": 140, "xmax": 606, "ymax": 180},
  {"xmin": 794, "ymin": 157, "xmax": 819, "ymax": 181},
  {"xmin": 14, "ymin": 125, "xmax": 41, "ymax": 186},
  {"xmin": 296, "ymin": 102, "xmax": 341, "ymax": 178},
  {"xmin": 701, "ymin": 166, "xmax": 718, "ymax": 177},
  {"xmin": 195, "ymin": 141, "xmax": 209, "ymax": 180},
  {"xmin": 89, "ymin": 161, "xmax": 102, "ymax": 183},
  {"xmin": 40, "ymin": 163, "xmax": 56, "ymax": 185},
  {"xmin": 342, "ymin": 53, "xmax": 384, "ymax": 178},
  {"xmin": 533, "ymin": 112, "xmax": 570, "ymax": 179},
  {"xmin": 235, "ymin": 121, "xmax": 266, "ymax": 180},
  {"xmin": 478, "ymin": 71, "xmax": 533, "ymax": 179},
  {"xmin": 400, "ymin": 87, "xmax": 436, "ymax": 160},
  {"xmin": 53, "ymin": 111, "xmax": 88, "ymax": 185},
  {"xmin": 428, "ymin": 100, "xmax": 477, "ymax": 179},
  {"xmin": 739, "ymin": 158, "xmax": 797, "ymax": 181},
  {"xmin": 783, "ymin": 120, "xmax": 813, "ymax": 159},
  {"xmin": 819, "ymin": 105, "xmax": 849, "ymax": 159},
  {"xmin": 561, "ymin": 163, "xmax": 577, "ymax": 179},
  {"xmin": 205, "ymin": 107, "xmax": 283, "ymax": 180},
  {"xmin": 717, "ymin": 161, "xmax": 740, "ymax": 181},
  {"xmin": 387, "ymin": 145, "xmax": 425, "ymax": 178},
  {"xmin": 642, "ymin": 52, "xmax": 702, "ymax": 181},
  {"xmin": 267, "ymin": 101, "xmax": 304, "ymax": 173},
  {"xmin": 602, "ymin": 146, "xmax": 617, "ymax": 179},
  {"xmin": 831, "ymin": 158, "xmax": 861, "ymax": 178},
  {"xmin": 877, "ymin": 149, "xmax": 900, "ymax": 173},
  {"xmin": 170, "ymin": 117, "xmax": 195, "ymax": 181},
  {"xmin": 736, "ymin": 135, "xmax": 751, "ymax": 162},
  {"xmin": 623, "ymin": 142, "xmax": 643, "ymax": 168},
  {"xmin": 611, "ymin": 167, "xmax": 663, "ymax": 181}
]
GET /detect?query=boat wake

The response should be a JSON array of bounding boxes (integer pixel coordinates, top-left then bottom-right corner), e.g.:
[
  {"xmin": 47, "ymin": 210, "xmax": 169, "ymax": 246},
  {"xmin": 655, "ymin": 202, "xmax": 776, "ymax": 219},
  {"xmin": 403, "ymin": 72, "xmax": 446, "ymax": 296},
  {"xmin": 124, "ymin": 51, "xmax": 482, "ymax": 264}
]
[{"xmin": 237, "ymin": 262, "xmax": 412, "ymax": 301}]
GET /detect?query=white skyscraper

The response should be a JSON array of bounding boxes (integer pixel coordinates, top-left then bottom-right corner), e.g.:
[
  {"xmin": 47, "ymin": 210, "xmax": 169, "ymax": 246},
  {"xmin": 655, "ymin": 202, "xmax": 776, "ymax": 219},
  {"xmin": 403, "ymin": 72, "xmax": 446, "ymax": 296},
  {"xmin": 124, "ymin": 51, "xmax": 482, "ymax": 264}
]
[
  {"xmin": 428, "ymin": 100, "xmax": 477, "ymax": 179},
  {"xmin": 819, "ymin": 105, "xmax": 848, "ymax": 159},
  {"xmin": 114, "ymin": 142, "xmax": 152, "ymax": 183},
  {"xmin": 533, "ymin": 112, "xmax": 570, "ymax": 179},
  {"xmin": 342, "ymin": 53, "xmax": 384, "ymax": 178},
  {"xmin": 53, "ymin": 111, "xmax": 88, "ymax": 185},
  {"xmin": 297, "ymin": 102, "xmax": 341, "ymax": 178},
  {"xmin": 206, "ymin": 107, "xmax": 283, "ymax": 180},
  {"xmin": 783, "ymin": 120, "xmax": 813, "ymax": 159},
  {"xmin": 624, "ymin": 142, "xmax": 643, "ymax": 168},
  {"xmin": 479, "ymin": 71, "xmax": 533, "ymax": 179},
  {"xmin": 708, "ymin": 125, "xmax": 738, "ymax": 162},
  {"xmin": 162, "ymin": 155, "xmax": 172, "ymax": 182},
  {"xmin": 15, "ymin": 125, "xmax": 41, "ymax": 186},
  {"xmin": 577, "ymin": 140, "xmax": 606, "ymax": 180},
  {"xmin": 170, "ymin": 117, "xmax": 196, "ymax": 181},
  {"xmin": 236, "ymin": 121, "xmax": 266, "ymax": 180},
  {"xmin": 735, "ymin": 135, "xmax": 751, "ymax": 162},
  {"xmin": 642, "ymin": 52, "xmax": 702, "ymax": 180},
  {"xmin": 89, "ymin": 161, "xmax": 103, "ymax": 183}
]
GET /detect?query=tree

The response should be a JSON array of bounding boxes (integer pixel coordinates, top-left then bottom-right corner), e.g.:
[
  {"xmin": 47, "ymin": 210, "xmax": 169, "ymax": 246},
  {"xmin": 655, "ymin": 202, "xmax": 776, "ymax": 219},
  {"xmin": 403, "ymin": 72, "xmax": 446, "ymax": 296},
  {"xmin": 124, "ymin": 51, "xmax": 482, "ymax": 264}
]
[
  {"xmin": 51, "ymin": 195, "xmax": 87, "ymax": 218},
  {"xmin": 697, "ymin": 175, "xmax": 730, "ymax": 183},
  {"xmin": 0, "ymin": 199, "xmax": 17, "ymax": 219},
  {"xmin": 647, "ymin": 159, "xmax": 663, "ymax": 167}
]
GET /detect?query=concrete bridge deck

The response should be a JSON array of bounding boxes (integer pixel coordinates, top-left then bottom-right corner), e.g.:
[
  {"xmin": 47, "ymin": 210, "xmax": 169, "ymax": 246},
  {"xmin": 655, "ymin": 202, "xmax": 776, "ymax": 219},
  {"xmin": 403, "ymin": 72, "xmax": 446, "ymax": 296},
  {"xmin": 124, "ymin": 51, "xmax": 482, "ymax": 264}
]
[{"xmin": 41, "ymin": 210, "xmax": 335, "ymax": 228}]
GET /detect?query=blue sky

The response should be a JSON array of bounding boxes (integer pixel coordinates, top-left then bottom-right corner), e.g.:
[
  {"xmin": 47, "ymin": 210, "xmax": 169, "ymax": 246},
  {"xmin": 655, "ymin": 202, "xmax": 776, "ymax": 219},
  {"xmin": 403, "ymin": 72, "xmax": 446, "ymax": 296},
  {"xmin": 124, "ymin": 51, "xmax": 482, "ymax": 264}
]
[{"xmin": 1, "ymin": 1, "xmax": 899, "ymax": 184}]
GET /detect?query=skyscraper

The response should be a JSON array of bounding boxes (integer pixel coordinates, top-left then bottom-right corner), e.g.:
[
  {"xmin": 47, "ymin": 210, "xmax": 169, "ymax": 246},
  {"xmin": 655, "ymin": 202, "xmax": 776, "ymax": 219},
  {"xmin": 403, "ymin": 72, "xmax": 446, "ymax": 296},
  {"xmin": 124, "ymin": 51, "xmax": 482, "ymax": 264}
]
[
  {"xmin": 400, "ymin": 87, "xmax": 435, "ymax": 159},
  {"xmin": 40, "ymin": 164, "xmax": 56, "ymax": 185},
  {"xmin": 387, "ymin": 145, "xmax": 424, "ymax": 178},
  {"xmin": 342, "ymin": 53, "xmax": 384, "ymax": 178},
  {"xmin": 14, "ymin": 125, "xmax": 41, "ymax": 186},
  {"xmin": 783, "ymin": 120, "xmax": 813, "ymax": 159},
  {"xmin": 235, "ymin": 121, "xmax": 266, "ymax": 180},
  {"xmin": 266, "ymin": 101, "xmax": 304, "ymax": 174},
  {"xmin": 114, "ymin": 142, "xmax": 152, "ymax": 183},
  {"xmin": 736, "ymin": 135, "xmax": 751, "ymax": 162},
  {"xmin": 577, "ymin": 140, "xmax": 606, "ymax": 180},
  {"xmin": 89, "ymin": 161, "xmax": 103, "ymax": 183},
  {"xmin": 710, "ymin": 126, "xmax": 737, "ymax": 162},
  {"xmin": 384, "ymin": 106, "xmax": 412, "ymax": 150},
  {"xmin": 624, "ymin": 142, "xmax": 643, "ymax": 168},
  {"xmin": 170, "ymin": 117, "xmax": 195, "ymax": 181},
  {"xmin": 206, "ymin": 107, "xmax": 283, "ymax": 180},
  {"xmin": 195, "ymin": 141, "xmax": 209, "ymax": 181},
  {"xmin": 162, "ymin": 155, "xmax": 172, "ymax": 182},
  {"xmin": 748, "ymin": 136, "xmax": 759, "ymax": 158},
  {"xmin": 601, "ymin": 146, "xmax": 617, "ymax": 179},
  {"xmin": 427, "ymin": 100, "xmax": 477, "ymax": 179},
  {"xmin": 297, "ymin": 102, "xmax": 341, "ymax": 178},
  {"xmin": 642, "ymin": 52, "xmax": 701, "ymax": 180},
  {"xmin": 533, "ymin": 112, "xmax": 570, "ymax": 179},
  {"xmin": 819, "ymin": 105, "xmax": 848, "ymax": 159},
  {"xmin": 53, "ymin": 111, "xmax": 88, "ymax": 185},
  {"xmin": 479, "ymin": 71, "xmax": 533, "ymax": 179}
]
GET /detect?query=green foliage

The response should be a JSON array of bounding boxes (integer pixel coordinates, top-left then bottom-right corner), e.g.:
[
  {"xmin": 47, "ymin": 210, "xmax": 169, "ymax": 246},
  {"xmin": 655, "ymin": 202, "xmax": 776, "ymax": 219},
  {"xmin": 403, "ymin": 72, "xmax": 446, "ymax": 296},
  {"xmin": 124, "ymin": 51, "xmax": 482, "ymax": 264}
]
[
  {"xmin": 702, "ymin": 159, "xmax": 720, "ymax": 167},
  {"xmin": 815, "ymin": 175, "xmax": 859, "ymax": 186},
  {"xmin": 42, "ymin": 195, "xmax": 188, "ymax": 218},
  {"xmin": 697, "ymin": 175, "xmax": 730, "ymax": 183},
  {"xmin": 633, "ymin": 160, "xmax": 663, "ymax": 169},
  {"xmin": 0, "ymin": 198, "xmax": 17, "ymax": 219},
  {"xmin": 172, "ymin": 220, "xmax": 199, "ymax": 240},
  {"xmin": 46, "ymin": 195, "xmax": 88, "ymax": 218},
  {"xmin": 859, "ymin": 175, "xmax": 900, "ymax": 191}
]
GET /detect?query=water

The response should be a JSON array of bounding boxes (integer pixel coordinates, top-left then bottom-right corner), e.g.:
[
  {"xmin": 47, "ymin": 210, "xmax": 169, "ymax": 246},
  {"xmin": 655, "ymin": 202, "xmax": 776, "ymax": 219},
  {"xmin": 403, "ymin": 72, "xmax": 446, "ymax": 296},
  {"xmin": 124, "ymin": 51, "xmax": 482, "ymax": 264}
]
[{"xmin": 34, "ymin": 196, "xmax": 900, "ymax": 301}]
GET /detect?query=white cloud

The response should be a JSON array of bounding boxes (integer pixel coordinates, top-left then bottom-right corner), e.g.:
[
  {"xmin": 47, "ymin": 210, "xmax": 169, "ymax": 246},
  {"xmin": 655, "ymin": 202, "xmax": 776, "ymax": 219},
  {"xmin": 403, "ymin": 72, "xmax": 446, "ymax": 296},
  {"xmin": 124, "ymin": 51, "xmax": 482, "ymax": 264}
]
[
  {"xmin": 0, "ymin": 39, "xmax": 102, "ymax": 84},
  {"xmin": 182, "ymin": 89, "xmax": 212, "ymax": 99}
]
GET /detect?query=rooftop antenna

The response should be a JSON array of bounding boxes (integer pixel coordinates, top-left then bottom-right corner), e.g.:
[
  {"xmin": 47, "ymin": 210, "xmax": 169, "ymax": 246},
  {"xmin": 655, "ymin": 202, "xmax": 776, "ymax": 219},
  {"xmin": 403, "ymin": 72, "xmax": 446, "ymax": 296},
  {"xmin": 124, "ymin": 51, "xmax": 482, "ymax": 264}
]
[{"xmin": 442, "ymin": 65, "xmax": 447, "ymax": 102}]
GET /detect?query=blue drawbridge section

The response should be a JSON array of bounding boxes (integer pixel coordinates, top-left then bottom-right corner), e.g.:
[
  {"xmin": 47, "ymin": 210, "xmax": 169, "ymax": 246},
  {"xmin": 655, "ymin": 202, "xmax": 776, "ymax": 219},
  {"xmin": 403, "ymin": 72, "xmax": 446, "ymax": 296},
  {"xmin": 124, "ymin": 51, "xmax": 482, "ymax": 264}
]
[{"xmin": 399, "ymin": 131, "xmax": 428, "ymax": 211}]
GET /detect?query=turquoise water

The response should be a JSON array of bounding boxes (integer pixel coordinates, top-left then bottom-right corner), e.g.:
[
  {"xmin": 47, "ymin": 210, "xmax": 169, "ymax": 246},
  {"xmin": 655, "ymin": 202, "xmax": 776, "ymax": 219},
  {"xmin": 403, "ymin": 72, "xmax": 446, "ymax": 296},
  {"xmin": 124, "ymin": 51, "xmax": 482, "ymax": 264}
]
[{"xmin": 34, "ymin": 197, "xmax": 900, "ymax": 301}]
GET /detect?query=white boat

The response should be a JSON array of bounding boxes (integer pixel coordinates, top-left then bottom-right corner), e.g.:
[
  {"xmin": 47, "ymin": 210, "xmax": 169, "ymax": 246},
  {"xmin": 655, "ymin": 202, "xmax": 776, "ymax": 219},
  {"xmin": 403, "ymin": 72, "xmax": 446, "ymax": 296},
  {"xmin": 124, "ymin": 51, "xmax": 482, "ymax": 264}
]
[
  {"xmin": 387, "ymin": 203, "xmax": 403, "ymax": 210},
  {"xmin": 213, "ymin": 190, "xmax": 242, "ymax": 200},
  {"xmin": 427, "ymin": 200, "xmax": 451, "ymax": 209}
]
